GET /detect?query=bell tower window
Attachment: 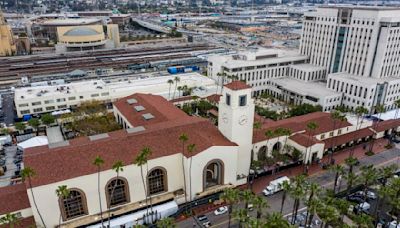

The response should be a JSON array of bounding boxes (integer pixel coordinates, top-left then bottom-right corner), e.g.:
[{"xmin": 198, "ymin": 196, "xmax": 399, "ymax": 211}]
[
  {"xmin": 239, "ymin": 95, "xmax": 247, "ymax": 106},
  {"xmin": 226, "ymin": 93, "xmax": 231, "ymax": 106}
]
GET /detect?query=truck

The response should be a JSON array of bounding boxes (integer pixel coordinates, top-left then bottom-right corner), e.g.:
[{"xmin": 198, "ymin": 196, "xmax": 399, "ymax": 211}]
[{"xmin": 263, "ymin": 176, "xmax": 290, "ymax": 196}]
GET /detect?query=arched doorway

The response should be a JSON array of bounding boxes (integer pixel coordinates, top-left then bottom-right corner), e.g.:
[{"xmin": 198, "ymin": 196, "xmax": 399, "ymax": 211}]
[
  {"xmin": 257, "ymin": 146, "xmax": 268, "ymax": 161},
  {"xmin": 272, "ymin": 142, "xmax": 282, "ymax": 152},
  {"xmin": 203, "ymin": 160, "xmax": 224, "ymax": 190}
]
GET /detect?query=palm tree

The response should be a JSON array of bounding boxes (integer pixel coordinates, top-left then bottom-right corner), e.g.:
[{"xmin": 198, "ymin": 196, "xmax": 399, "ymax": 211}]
[
  {"xmin": 290, "ymin": 175, "xmax": 306, "ymax": 225},
  {"xmin": 252, "ymin": 195, "xmax": 268, "ymax": 219},
  {"xmin": 318, "ymin": 203, "xmax": 339, "ymax": 228},
  {"xmin": 329, "ymin": 164, "xmax": 345, "ymax": 193},
  {"xmin": 305, "ymin": 121, "xmax": 318, "ymax": 173},
  {"xmin": 264, "ymin": 129, "xmax": 275, "ymax": 158},
  {"xmin": 265, "ymin": 212, "xmax": 291, "ymax": 228},
  {"xmin": 344, "ymin": 171, "xmax": 358, "ymax": 194},
  {"xmin": 240, "ymin": 190, "xmax": 253, "ymax": 216},
  {"xmin": 233, "ymin": 208, "xmax": 249, "ymax": 228},
  {"xmin": 248, "ymin": 217, "xmax": 265, "ymax": 227},
  {"xmin": 249, "ymin": 122, "xmax": 262, "ymax": 190},
  {"xmin": 178, "ymin": 133, "xmax": 189, "ymax": 205},
  {"xmin": 56, "ymin": 185, "xmax": 70, "ymax": 227},
  {"xmin": 21, "ymin": 167, "xmax": 46, "ymax": 228},
  {"xmin": 172, "ymin": 76, "xmax": 180, "ymax": 99},
  {"xmin": 177, "ymin": 86, "xmax": 182, "ymax": 98},
  {"xmin": 167, "ymin": 79, "xmax": 174, "ymax": 99},
  {"xmin": 93, "ymin": 155, "xmax": 105, "ymax": 227},
  {"xmin": 0, "ymin": 213, "xmax": 20, "ymax": 228},
  {"xmin": 353, "ymin": 213, "xmax": 374, "ymax": 228},
  {"xmin": 108, "ymin": 160, "xmax": 124, "ymax": 227},
  {"xmin": 281, "ymin": 128, "xmax": 292, "ymax": 153},
  {"xmin": 380, "ymin": 164, "xmax": 398, "ymax": 186},
  {"xmin": 187, "ymin": 143, "xmax": 196, "ymax": 215},
  {"xmin": 360, "ymin": 165, "xmax": 378, "ymax": 202},
  {"xmin": 329, "ymin": 111, "xmax": 345, "ymax": 164},
  {"xmin": 280, "ymin": 180, "xmax": 291, "ymax": 214},
  {"xmin": 345, "ymin": 156, "xmax": 359, "ymax": 175},
  {"xmin": 369, "ymin": 104, "xmax": 385, "ymax": 152},
  {"xmin": 133, "ymin": 147, "xmax": 152, "ymax": 218},
  {"xmin": 350, "ymin": 106, "xmax": 368, "ymax": 157},
  {"xmin": 306, "ymin": 197, "xmax": 320, "ymax": 227},
  {"xmin": 155, "ymin": 217, "xmax": 176, "ymax": 228},
  {"xmin": 220, "ymin": 188, "xmax": 240, "ymax": 227},
  {"xmin": 304, "ymin": 182, "xmax": 320, "ymax": 226}
]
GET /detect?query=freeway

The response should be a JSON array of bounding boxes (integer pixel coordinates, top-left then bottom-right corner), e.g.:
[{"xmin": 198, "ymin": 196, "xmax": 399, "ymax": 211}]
[{"xmin": 177, "ymin": 148, "xmax": 400, "ymax": 228}]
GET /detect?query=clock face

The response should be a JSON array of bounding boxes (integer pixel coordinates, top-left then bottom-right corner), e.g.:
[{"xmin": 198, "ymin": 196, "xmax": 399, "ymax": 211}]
[
  {"xmin": 239, "ymin": 115, "xmax": 248, "ymax": 125},
  {"xmin": 222, "ymin": 113, "xmax": 228, "ymax": 123}
]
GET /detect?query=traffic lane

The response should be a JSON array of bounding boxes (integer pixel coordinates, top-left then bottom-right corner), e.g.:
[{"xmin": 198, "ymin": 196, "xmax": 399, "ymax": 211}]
[{"xmin": 1, "ymin": 93, "xmax": 15, "ymax": 125}]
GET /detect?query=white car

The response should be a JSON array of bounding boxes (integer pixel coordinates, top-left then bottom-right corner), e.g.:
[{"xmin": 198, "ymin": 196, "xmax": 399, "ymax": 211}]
[
  {"xmin": 389, "ymin": 221, "xmax": 400, "ymax": 228},
  {"xmin": 356, "ymin": 190, "xmax": 377, "ymax": 200},
  {"xmin": 214, "ymin": 206, "xmax": 228, "ymax": 215}
]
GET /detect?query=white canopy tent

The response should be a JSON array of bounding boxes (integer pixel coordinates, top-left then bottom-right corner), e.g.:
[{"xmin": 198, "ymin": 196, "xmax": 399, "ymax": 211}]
[
  {"xmin": 17, "ymin": 136, "xmax": 48, "ymax": 151},
  {"xmin": 372, "ymin": 109, "xmax": 400, "ymax": 121}
]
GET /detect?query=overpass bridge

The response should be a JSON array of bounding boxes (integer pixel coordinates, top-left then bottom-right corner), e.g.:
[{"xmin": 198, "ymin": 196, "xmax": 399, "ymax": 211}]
[{"xmin": 132, "ymin": 18, "xmax": 171, "ymax": 33}]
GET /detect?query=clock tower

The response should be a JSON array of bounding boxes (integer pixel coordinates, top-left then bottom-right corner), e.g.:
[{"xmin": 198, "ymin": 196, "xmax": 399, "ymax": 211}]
[{"xmin": 218, "ymin": 81, "xmax": 255, "ymax": 184}]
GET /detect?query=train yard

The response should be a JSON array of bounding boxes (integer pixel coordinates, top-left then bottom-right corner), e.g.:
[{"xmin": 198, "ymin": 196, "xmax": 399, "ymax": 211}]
[{"xmin": 0, "ymin": 44, "xmax": 221, "ymax": 86}]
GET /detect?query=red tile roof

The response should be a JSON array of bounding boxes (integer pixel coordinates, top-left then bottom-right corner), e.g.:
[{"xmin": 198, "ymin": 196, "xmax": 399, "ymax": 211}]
[
  {"xmin": 0, "ymin": 216, "xmax": 35, "ymax": 228},
  {"xmin": 289, "ymin": 133, "xmax": 322, "ymax": 147},
  {"xmin": 224, "ymin": 81, "xmax": 251, "ymax": 90},
  {"xmin": 169, "ymin": 96, "xmax": 196, "ymax": 103},
  {"xmin": 0, "ymin": 184, "xmax": 30, "ymax": 215},
  {"xmin": 206, "ymin": 94, "xmax": 221, "ymax": 104},
  {"xmin": 322, "ymin": 128, "xmax": 374, "ymax": 149},
  {"xmin": 372, "ymin": 119, "xmax": 400, "ymax": 132},
  {"xmin": 24, "ymin": 94, "xmax": 236, "ymax": 188},
  {"xmin": 113, "ymin": 93, "xmax": 191, "ymax": 127},
  {"xmin": 253, "ymin": 112, "xmax": 352, "ymax": 143}
]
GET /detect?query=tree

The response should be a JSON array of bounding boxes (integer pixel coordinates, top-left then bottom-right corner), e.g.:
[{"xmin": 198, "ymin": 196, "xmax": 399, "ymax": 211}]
[
  {"xmin": 172, "ymin": 76, "xmax": 180, "ymax": 99},
  {"xmin": 380, "ymin": 164, "xmax": 398, "ymax": 186},
  {"xmin": 304, "ymin": 121, "xmax": 318, "ymax": 173},
  {"xmin": 108, "ymin": 160, "xmax": 124, "ymax": 227},
  {"xmin": 233, "ymin": 208, "xmax": 249, "ymax": 228},
  {"xmin": 329, "ymin": 111, "xmax": 345, "ymax": 164},
  {"xmin": 329, "ymin": 164, "xmax": 345, "ymax": 193},
  {"xmin": 21, "ymin": 167, "xmax": 46, "ymax": 228},
  {"xmin": 350, "ymin": 106, "xmax": 368, "ymax": 157},
  {"xmin": 304, "ymin": 182, "xmax": 320, "ymax": 226},
  {"xmin": 40, "ymin": 114, "xmax": 55, "ymax": 127},
  {"xmin": 290, "ymin": 175, "xmax": 307, "ymax": 225},
  {"xmin": 345, "ymin": 156, "xmax": 359, "ymax": 175},
  {"xmin": 394, "ymin": 99, "xmax": 400, "ymax": 120},
  {"xmin": 252, "ymin": 195, "xmax": 268, "ymax": 219},
  {"xmin": 15, "ymin": 122, "xmax": 26, "ymax": 133},
  {"xmin": 187, "ymin": 143, "xmax": 196, "ymax": 215},
  {"xmin": 318, "ymin": 203, "xmax": 339, "ymax": 228},
  {"xmin": 220, "ymin": 188, "xmax": 240, "ymax": 227},
  {"xmin": 281, "ymin": 128, "xmax": 292, "ymax": 153},
  {"xmin": 155, "ymin": 217, "xmax": 176, "ymax": 228},
  {"xmin": 93, "ymin": 156, "xmax": 105, "ymax": 227},
  {"xmin": 344, "ymin": 171, "xmax": 358, "ymax": 194},
  {"xmin": 1, "ymin": 128, "xmax": 10, "ymax": 135},
  {"xmin": 369, "ymin": 104, "xmax": 385, "ymax": 152},
  {"xmin": 0, "ymin": 213, "xmax": 20, "ymax": 228},
  {"xmin": 280, "ymin": 180, "xmax": 291, "ymax": 214},
  {"xmin": 167, "ymin": 79, "xmax": 174, "ymax": 99},
  {"xmin": 353, "ymin": 214, "xmax": 374, "ymax": 228},
  {"xmin": 28, "ymin": 118, "xmax": 41, "ymax": 135},
  {"xmin": 265, "ymin": 212, "xmax": 292, "ymax": 228},
  {"xmin": 56, "ymin": 185, "xmax": 70, "ymax": 227},
  {"xmin": 239, "ymin": 190, "xmax": 253, "ymax": 216},
  {"xmin": 178, "ymin": 133, "xmax": 189, "ymax": 206},
  {"xmin": 133, "ymin": 147, "xmax": 152, "ymax": 217},
  {"xmin": 360, "ymin": 165, "xmax": 378, "ymax": 203}
]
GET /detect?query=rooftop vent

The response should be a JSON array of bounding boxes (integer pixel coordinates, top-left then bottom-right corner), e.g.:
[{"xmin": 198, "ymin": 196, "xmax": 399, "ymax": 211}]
[
  {"xmin": 89, "ymin": 133, "xmax": 109, "ymax": 141},
  {"xmin": 142, "ymin": 113, "xmax": 154, "ymax": 120},
  {"xmin": 126, "ymin": 126, "xmax": 146, "ymax": 134},
  {"xmin": 127, "ymin": 98, "xmax": 137, "ymax": 104},
  {"xmin": 134, "ymin": 105, "xmax": 145, "ymax": 112}
]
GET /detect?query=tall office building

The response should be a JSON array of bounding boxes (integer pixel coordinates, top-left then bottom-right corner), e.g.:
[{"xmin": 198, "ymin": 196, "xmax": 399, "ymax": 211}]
[{"xmin": 301, "ymin": 6, "xmax": 400, "ymax": 78}]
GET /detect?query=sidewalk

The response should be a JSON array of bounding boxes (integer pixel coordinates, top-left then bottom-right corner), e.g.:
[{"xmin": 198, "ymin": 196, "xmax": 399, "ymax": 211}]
[{"xmin": 251, "ymin": 138, "xmax": 390, "ymax": 194}]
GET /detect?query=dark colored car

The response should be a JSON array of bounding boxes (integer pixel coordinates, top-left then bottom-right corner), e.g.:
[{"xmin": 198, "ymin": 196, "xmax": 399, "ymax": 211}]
[{"xmin": 347, "ymin": 195, "xmax": 365, "ymax": 203}]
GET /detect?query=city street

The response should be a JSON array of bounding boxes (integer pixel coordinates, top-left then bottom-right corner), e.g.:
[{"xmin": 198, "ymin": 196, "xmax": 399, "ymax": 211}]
[{"xmin": 177, "ymin": 147, "xmax": 400, "ymax": 227}]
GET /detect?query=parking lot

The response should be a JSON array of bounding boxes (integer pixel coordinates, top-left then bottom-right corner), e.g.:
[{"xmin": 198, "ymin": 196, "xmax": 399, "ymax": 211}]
[{"xmin": 0, "ymin": 145, "xmax": 21, "ymax": 187}]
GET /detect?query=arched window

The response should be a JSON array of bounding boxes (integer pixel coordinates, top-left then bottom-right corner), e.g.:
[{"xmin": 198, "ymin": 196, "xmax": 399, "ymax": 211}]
[
  {"xmin": 106, "ymin": 177, "xmax": 130, "ymax": 208},
  {"xmin": 257, "ymin": 146, "xmax": 268, "ymax": 161},
  {"xmin": 272, "ymin": 142, "xmax": 282, "ymax": 152},
  {"xmin": 147, "ymin": 167, "xmax": 167, "ymax": 195},
  {"xmin": 203, "ymin": 160, "xmax": 224, "ymax": 190},
  {"xmin": 59, "ymin": 189, "xmax": 88, "ymax": 220}
]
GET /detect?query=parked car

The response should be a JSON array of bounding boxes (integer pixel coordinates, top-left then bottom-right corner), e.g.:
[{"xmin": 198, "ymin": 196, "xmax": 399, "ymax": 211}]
[
  {"xmin": 347, "ymin": 195, "xmax": 365, "ymax": 203},
  {"xmin": 214, "ymin": 206, "xmax": 228, "ymax": 215},
  {"xmin": 388, "ymin": 220, "xmax": 400, "ymax": 228},
  {"xmin": 354, "ymin": 202, "xmax": 370, "ymax": 214},
  {"xmin": 197, "ymin": 215, "xmax": 211, "ymax": 227},
  {"xmin": 354, "ymin": 190, "xmax": 377, "ymax": 200}
]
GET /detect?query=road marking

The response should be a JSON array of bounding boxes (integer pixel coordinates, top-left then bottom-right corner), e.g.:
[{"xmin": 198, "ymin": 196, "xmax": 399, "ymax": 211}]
[{"xmin": 284, "ymin": 207, "xmax": 307, "ymax": 217}]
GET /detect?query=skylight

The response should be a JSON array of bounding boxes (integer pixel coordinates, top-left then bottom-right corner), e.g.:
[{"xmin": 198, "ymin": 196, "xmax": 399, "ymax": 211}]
[
  {"xmin": 142, "ymin": 113, "xmax": 155, "ymax": 120},
  {"xmin": 134, "ymin": 105, "xmax": 145, "ymax": 112},
  {"xmin": 127, "ymin": 98, "xmax": 137, "ymax": 104}
]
